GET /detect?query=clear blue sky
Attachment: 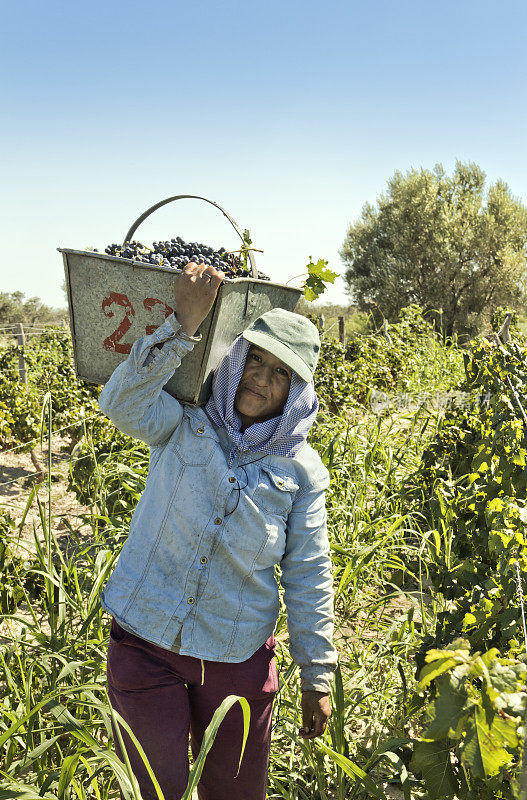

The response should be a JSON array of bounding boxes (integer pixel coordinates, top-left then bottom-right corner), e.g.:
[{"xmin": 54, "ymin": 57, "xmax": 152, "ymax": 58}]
[{"xmin": 1, "ymin": 0, "xmax": 526, "ymax": 308}]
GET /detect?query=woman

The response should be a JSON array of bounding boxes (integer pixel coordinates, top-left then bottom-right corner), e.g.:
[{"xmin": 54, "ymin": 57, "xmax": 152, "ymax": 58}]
[{"xmin": 98, "ymin": 262, "xmax": 337, "ymax": 800}]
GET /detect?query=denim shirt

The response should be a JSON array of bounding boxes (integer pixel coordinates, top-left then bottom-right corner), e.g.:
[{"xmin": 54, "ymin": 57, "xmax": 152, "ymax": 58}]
[{"xmin": 98, "ymin": 313, "xmax": 337, "ymax": 692}]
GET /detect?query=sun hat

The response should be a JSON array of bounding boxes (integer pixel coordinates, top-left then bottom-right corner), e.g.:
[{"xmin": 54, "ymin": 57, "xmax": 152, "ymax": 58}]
[{"xmin": 241, "ymin": 307, "xmax": 321, "ymax": 382}]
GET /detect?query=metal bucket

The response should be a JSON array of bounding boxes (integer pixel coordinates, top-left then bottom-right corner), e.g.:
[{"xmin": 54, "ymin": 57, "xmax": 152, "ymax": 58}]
[{"xmin": 59, "ymin": 195, "xmax": 302, "ymax": 405}]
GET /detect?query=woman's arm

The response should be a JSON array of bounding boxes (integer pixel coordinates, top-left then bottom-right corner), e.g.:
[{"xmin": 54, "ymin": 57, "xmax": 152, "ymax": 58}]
[
  {"xmin": 280, "ymin": 482, "xmax": 338, "ymax": 694},
  {"xmin": 98, "ymin": 262, "xmax": 225, "ymax": 447},
  {"xmin": 98, "ymin": 313, "xmax": 199, "ymax": 446}
]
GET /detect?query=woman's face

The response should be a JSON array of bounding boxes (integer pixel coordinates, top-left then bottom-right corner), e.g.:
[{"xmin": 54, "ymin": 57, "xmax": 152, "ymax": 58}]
[{"xmin": 234, "ymin": 345, "xmax": 292, "ymax": 431}]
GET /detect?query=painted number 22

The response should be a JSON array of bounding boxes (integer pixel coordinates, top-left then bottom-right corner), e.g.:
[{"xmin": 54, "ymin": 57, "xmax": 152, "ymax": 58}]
[{"xmin": 102, "ymin": 293, "xmax": 174, "ymax": 354}]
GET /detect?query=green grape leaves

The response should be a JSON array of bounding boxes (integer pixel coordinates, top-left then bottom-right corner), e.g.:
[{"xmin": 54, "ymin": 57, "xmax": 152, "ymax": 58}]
[
  {"xmin": 303, "ymin": 258, "xmax": 338, "ymax": 302},
  {"xmin": 410, "ymin": 639, "xmax": 527, "ymax": 794},
  {"xmin": 459, "ymin": 705, "xmax": 517, "ymax": 778},
  {"xmin": 409, "ymin": 741, "xmax": 459, "ymax": 800},
  {"xmin": 423, "ymin": 671, "xmax": 471, "ymax": 740}
]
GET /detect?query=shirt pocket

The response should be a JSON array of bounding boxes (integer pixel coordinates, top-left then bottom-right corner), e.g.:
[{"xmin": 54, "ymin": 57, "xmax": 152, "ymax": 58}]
[
  {"xmin": 252, "ymin": 466, "xmax": 300, "ymax": 517},
  {"xmin": 173, "ymin": 416, "xmax": 217, "ymax": 466}
]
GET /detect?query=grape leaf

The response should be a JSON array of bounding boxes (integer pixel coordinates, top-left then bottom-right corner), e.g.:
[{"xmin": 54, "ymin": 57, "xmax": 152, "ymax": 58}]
[
  {"xmin": 307, "ymin": 258, "xmax": 338, "ymax": 283},
  {"xmin": 304, "ymin": 284, "xmax": 318, "ymax": 302},
  {"xmin": 302, "ymin": 258, "xmax": 338, "ymax": 302},
  {"xmin": 417, "ymin": 656, "xmax": 465, "ymax": 692},
  {"xmin": 424, "ymin": 673, "xmax": 471, "ymax": 740},
  {"xmin": 409, "ymin": 740, "xmax": 459, "ymax": 800},
  {"xmin": 304, "ymin": 275, "xmax": 327, "ymax": 302},
  {"xmin": 485, "ymin": 657, "xmax": 521, "ymax": 693},
  {"xmin": 459, "ymin": 705, "xmax": 517, "ymax": 778}
]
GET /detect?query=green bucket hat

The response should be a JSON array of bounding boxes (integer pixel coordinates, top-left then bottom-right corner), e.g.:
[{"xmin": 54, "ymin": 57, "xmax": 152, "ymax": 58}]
[{"xmin": 241, "ymin": 308, "xmax": 321, "ymax": 382}]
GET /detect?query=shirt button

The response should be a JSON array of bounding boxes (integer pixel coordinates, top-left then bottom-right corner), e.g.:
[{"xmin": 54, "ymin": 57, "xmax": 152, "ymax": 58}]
[
  {"xmin": 200, "ymin": 556, "xmax": 208, "ymax": 564},
  {"xmin": 229, "ymin": 476, "xmax": 236, "ymax": 483},
  {"xmin": 214, "ymin": 517, "xmax": 222, "ymax": 525},
  {"xmin": 197, "ymin": 427, "xmax": 204, "ymax": 434},
  {"xmin": 187, "ymin": 596, "xmax": 195, "ymax": 604}
]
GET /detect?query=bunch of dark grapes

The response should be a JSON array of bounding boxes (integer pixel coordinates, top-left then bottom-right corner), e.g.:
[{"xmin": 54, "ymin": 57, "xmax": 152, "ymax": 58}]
[{"xmin": 101, "ymin": 237, "xmax": 270, "ymax": 280}]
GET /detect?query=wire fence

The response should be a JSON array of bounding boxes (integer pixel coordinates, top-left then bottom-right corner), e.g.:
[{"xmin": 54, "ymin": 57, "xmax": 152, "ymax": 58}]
[
  {"xmin": 0, "ymin": 414, "xmax": 101, "ymax": 458},
  {"xmin": 0, "ymin": 452, "xmax": 96, "ymax": 491},
  {"xmin": 0, "ymin": 412, "xmax": 105, "ymax": 491},
  {"xmin": 0, "ymin": 321, "xmax": 74, "ymax": 386},
  {"xmin": 0, "ymin": 324, "xmax": 107, "ymax": 496},
  {"xmin": 0, "ymin": 329, "xmax": 71, "ymax": 336},
  {"xmin": 0, "ymin": 444, "xmax": 127, "ymax": 493}
]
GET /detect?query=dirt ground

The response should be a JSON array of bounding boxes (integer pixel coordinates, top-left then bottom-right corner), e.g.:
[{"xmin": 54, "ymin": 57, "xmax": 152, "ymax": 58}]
[
  {"xmin": 1, "ymin": 435, "xmax": 93, "ymax": 544},
  {"xmin": 0, "ymin": 435, "xmax": 95, "ymax": 643}
]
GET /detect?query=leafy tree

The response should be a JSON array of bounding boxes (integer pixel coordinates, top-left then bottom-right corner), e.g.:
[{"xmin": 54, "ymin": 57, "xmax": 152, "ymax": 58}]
[
  {"xmin": 340, "ymin": 162, "xmax": 527, "ymax": 339},
  {"xmin": 0, "ymin": 291, "xmax": 67, "ymax": 327}
]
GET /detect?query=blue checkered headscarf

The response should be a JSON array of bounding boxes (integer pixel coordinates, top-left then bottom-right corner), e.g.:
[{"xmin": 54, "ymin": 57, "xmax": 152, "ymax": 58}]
[{"xmin": 204, "ymin": 335, "xmax": 319, "ymax": 467}]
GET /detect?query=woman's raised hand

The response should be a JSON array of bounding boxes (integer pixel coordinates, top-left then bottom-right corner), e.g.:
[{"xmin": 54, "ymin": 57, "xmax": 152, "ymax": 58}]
[{"xmin": 173, "ymin": 262, "xmax": 226, "ymax": 337}]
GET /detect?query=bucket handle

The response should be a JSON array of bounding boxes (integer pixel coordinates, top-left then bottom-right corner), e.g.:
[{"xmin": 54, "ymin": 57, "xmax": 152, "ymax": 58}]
[{"xmin": 123, "ymin": 194, "xmax": 258, "ymax": 279}]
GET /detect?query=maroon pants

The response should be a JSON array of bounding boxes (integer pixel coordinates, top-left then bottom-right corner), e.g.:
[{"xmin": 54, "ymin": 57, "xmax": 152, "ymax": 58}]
[{"xmin": 106, "ymin": 618, "xmax": 278, "ymax": 800}]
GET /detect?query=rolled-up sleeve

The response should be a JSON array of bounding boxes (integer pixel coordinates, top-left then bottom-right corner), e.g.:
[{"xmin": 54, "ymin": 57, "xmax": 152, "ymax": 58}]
[
  {"xmin": 280, "ymin": 478, "xmax": 338, "ymax": 693},
  {"xmin": 98, "ymin": 313, "xmax": 201, "ymax": 447}
]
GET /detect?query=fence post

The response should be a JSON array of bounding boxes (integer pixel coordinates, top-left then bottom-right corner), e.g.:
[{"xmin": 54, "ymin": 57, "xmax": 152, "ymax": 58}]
[
  {"xmin": 338, "ymin": 316, "xmax": 345, "ymax": 346},
  {"xmin": 16, "ymin": 323, "xmax": 27, "ymax": 383}
]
